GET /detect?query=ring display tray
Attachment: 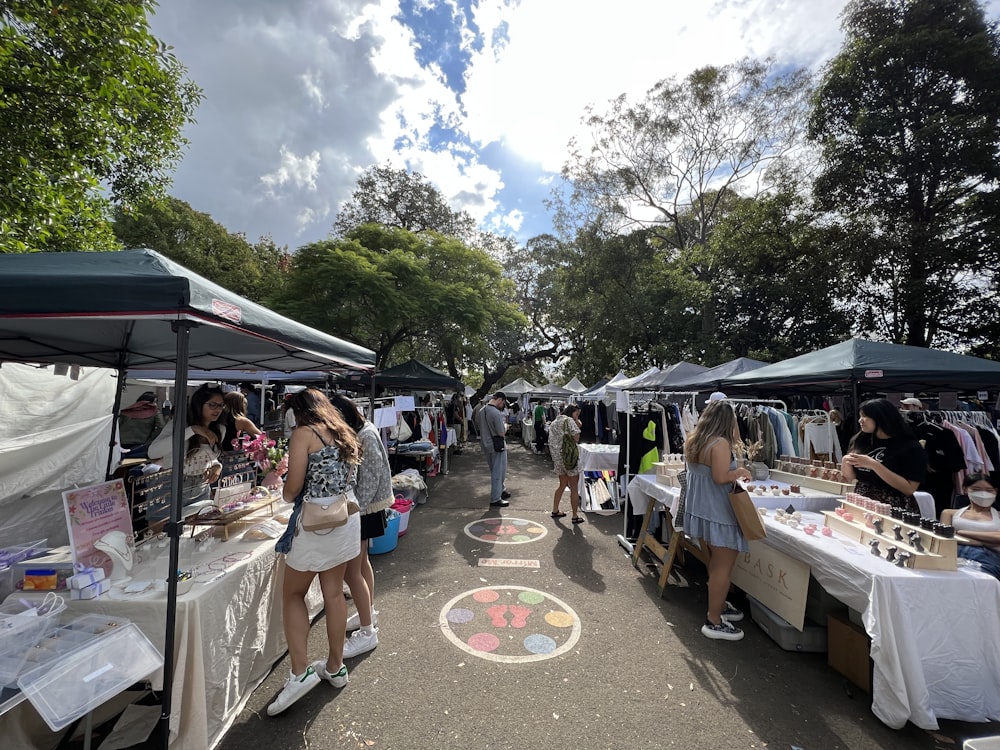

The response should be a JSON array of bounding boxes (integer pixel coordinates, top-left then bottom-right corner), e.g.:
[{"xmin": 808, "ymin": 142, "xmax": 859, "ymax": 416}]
[
  {"xmin": 185, "ymin": 488, "xmax": 278, "ymax": 540},
  {"xmin": 822, "ymin": 499, "xmax": 960, "ymax": 571}
]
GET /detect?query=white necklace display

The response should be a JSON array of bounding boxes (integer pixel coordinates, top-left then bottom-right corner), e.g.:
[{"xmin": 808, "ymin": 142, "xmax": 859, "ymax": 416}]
[{"xmin": 94, "ymin": 530, "xmax": 135, "ymax": 581}]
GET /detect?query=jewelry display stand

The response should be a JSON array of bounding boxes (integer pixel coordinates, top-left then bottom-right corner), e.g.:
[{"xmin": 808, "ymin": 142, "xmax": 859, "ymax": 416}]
[
  {"xmin": 93, "ymin": 531, "xmax": 135, "ymax": 583},
  {"xmin": 822, "ymin": 499, "xmax": 960, "ymax": 571},
  {"xmin": 185, "ymin": 489, "xmax": 278, "ymax": 541}
]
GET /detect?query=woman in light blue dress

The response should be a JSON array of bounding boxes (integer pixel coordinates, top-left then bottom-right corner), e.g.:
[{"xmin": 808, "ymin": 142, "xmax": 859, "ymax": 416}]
[{"xmin": 683, "ymin": 400, "xmax": 752, "ymax": 641}]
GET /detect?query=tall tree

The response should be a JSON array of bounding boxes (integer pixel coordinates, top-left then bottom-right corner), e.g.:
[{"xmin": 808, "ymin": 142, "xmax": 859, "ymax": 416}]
[
  {"xmin": 0, "ymin": 0, "xmax": 201, "ymax": 253},
  {"xmin": 707, "ymin": 190, "xmax": 852, "ymax": 361},
  {"xmin": 554, "ymin": 57, "xmax": 812, "ymax": 345},
  {"xmin": 808, "ymin": 0, "xmax": 1000, "ymax": 348},
  {"xmin": 114, "ymin": 197, "xmax": 288, "ymax": 302},
  {"xmin": 271, "ymin": 224, "xmax": 523, "ymax": 370},
  {"xmin": 332, "ymin": 163, "xmax": 477, "ymax": 241}
]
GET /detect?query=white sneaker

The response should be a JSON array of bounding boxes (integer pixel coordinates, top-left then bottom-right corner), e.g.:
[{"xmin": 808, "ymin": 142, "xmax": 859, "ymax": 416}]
[
  {"xmin": 345, "ymin": 609, "xmax": 379, "ymax": 631},
  {"xmin": 266, "ymin": 666, "xmax": 320, "ymax": 715},
  {"xmin": 701, "ymin": 619, "xmax": 745, "ymax": 641},
  {"xmin": 343, "ymin": 627, "xmax": 379, "ymax": 658},
  {"xmin": 313, "ymin": 660, "xmax": 349, "ymax": 688},
  {"xmin": 721, "ymin": 601, "xmax": 744, "ymax": 622}
]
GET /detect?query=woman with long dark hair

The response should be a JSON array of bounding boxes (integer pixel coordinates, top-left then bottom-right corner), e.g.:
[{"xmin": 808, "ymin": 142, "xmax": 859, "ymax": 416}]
[
  {"xmin": 841, "ymin": 398, "xmax": 927, "ymax": 511},
  {"xmin": 148, "ymin": 383, "xmax": 226, "ymax": 505},
  {"xmin": 220, "ymin": 389, "xmax": 262, "ymax": 450},
  {"xmin": 327, "ymin": 394, "xmax": 394, "ymax": 658},
  {"xmin": 267, "ymin": 388, "xmax": 362, "ymax": 716}
]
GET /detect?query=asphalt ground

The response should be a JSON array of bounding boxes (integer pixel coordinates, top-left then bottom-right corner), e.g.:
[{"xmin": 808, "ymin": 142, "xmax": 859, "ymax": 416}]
[{"xmin": 210, "ymin": 439, "xmax": 999, "ymax": 750}]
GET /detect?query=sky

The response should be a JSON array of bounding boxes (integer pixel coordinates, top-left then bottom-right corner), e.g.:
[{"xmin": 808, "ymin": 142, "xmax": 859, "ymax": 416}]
[{"xmin": 148, "ymin": 0, "xmax": 1000, "ymax": 251}]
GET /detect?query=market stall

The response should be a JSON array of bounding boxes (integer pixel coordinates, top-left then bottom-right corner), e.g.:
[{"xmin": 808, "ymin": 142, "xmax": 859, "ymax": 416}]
[
  {"xmin": 626, "ymin": 471, "xmax": 1000, "ymax": 729},
  {"xmin": 0, "ymin": 249, "xmax": 376, "ymax": 748}
]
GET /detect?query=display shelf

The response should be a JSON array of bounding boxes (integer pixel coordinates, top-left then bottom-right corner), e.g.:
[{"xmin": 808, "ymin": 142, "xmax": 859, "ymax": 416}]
[
  {"xmin": 768, "ymin": 469, "xmax": 852, "ymax": 495},
  {"xmin": 822, "ymin": 499, "xmax": 961, "ymax": 571},
  {"xmin": 185, "ymin": 490, "xmax": 278, "ymax": 541}
]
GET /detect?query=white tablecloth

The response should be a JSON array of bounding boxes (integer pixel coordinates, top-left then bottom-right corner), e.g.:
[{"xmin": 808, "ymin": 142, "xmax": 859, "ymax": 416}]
[
  {"xmin": 759, "ymin": 510, "xmax": 1000, "ymax": 730},
  {"xmin": 2, "ymin": 530, "xmax": 323, "ymax": 749},
  {"xmin": 625, "ymin": 475, "xmax": 1000, "ymax": 730}
]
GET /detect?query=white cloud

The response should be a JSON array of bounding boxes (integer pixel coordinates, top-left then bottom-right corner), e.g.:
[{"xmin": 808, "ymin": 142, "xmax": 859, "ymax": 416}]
[
  {"xmin": 149, "ymin": 0, "xmax": 1000, "ymax": 248},
  {"xmin": 260, "ymin": 146, "xmax": 322, "ymax": 193}
]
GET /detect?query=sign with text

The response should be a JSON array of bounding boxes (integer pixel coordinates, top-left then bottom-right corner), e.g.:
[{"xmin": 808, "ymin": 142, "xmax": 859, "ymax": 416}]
[
  {"xmin": 938, "ymin": 392, "xmax": 959, "ymax": 410},
  {"xmin": 63, "ymin": 479, "xmax": 135, "ymax": 576},
  {"xmin": 394, "ymin": 396, "xmax": 415, "ymax": 412},
  {"xmin": 731, "ymin": 540, "xmax": 810, "ymax": 630}
]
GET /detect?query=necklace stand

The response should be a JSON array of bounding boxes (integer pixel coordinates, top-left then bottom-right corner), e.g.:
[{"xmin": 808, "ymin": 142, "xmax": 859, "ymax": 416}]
[{"xmin": 94, "ymin": 530, "xmax": 135, "ymax": 583}]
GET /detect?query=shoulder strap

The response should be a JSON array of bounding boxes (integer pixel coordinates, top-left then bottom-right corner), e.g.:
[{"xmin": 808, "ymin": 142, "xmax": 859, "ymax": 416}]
[{"xmin": 307, "ymin": 425, "xmax": 330, "ymax": 446}]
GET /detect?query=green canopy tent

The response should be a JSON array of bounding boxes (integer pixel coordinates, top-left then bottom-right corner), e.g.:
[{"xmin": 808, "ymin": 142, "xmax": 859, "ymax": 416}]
[
  {"xmin": 666, "ymin": 356, "xmax": 770, "ymax": 391},
  {"xmin": 721, "ymin": 338, "xmax": 1000, "ymax": 399},
  {"xmin": 0, "ymin": 248, "xmax": 375, "ymax": 746},
  {"xmin": 337, "ymin": 358, "xmax": 464, "ymax": 391}
]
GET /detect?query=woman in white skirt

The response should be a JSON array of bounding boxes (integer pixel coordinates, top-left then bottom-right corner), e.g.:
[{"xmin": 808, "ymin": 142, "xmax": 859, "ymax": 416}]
[{"xmin": 268, "ymin": 388, "xmax": 362, "ymax": 716}]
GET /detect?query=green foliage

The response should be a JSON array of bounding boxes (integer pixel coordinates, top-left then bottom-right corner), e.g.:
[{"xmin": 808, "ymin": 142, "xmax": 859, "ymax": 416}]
[
  {"xmin": 707, "ymin": 191, "xmax": 852, "ymax": 361},
  {"xmin": 113, "ymin": 197, "xmax": 288, "ymax": 302},
  {"xmin": 0, "ymin": 0, "xmax": 201, "ymax": 253},
  {"xmin": 555, "ymin": 57, "xmax": 812, "ymax": 252},
  {"xmin": 809, "ymin": 0, "xmax": 1000, "ymax": 347},
  {"xmin": 271, "ymin": 224, "xmax": 524, "ymax": 370},
  {"xmin": 332, "ymin": 163, "xmax": 476, "ymax": 241}
]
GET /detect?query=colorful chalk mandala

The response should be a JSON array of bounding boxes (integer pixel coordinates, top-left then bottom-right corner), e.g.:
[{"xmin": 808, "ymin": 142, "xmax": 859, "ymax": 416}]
[
  {"xmin": 463, "ymin": 517, "xmax": 548, "ymax": 544},
  {"xmin": 439, "ymin": 585, "xmax": 581, "ymax": 663}
]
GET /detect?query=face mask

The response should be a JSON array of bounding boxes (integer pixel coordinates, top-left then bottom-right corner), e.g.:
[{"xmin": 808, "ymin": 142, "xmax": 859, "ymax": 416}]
[{"xmin": 968, "ymin": 490, "xmax": 996, "ymax": 506}]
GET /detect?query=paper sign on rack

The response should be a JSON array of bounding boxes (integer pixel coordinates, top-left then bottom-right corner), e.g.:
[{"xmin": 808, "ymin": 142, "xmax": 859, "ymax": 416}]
[
  {"xmin": 394, "ymin": 396, "xmax": 415, "ymax": 412},
  {"xmin": 373, "ymin": 407, "xmax": 397, "ymax": 429},
  {"xmin": 62, "ymin": 479, "xmax": 135, "ymax": 578}
]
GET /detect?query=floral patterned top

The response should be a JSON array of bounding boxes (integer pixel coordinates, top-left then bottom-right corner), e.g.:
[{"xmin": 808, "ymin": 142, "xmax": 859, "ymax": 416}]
[{"xmin": 304, "ymin": 427, "xmax": 356, "ymax": 500}]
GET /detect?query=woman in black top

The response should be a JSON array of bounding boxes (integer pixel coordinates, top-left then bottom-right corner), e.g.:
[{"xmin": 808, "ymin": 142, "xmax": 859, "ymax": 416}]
[{"xmin": 841, "ymin": 398, "xmax": 928, "ymax": 512}]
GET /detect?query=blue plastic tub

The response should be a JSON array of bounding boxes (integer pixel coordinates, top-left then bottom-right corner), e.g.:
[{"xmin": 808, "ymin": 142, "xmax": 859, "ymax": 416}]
[{"xmin": 369, "ymin": 512, "xmax": 400, "ymax": 554}]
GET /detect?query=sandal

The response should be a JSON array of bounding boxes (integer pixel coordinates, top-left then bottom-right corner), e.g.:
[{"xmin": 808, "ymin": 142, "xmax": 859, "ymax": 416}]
[
  {"xmin": 572, "ymin": 516, "xmax": 585, "ymax": 524},
  {"xmin": 550, "ymin": 512, "xmax": 567, "ymax": 518}
]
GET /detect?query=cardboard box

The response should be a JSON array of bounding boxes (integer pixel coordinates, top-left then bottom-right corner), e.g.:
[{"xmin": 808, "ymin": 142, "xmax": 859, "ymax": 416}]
[{"xmin": 827, "ymin": 611, "xmax": 872, "ymax": 693}]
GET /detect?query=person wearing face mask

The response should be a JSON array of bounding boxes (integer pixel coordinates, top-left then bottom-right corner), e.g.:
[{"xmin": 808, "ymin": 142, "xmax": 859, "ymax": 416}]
[{"xmin": 941, "ymin": 473, "xmax": 1000, "ymax": 579}]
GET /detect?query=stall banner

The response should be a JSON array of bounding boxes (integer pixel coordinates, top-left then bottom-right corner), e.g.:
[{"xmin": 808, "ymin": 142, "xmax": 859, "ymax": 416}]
[
  {"xmin": 731, "ymin": 540, "xmax": 810, "ymax": 630},
  {"xmin": 62, "ymin": 479, "xmax": 134, "ymax": 576}
]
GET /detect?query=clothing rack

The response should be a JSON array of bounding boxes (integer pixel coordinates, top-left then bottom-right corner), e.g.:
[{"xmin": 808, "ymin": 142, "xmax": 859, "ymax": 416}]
[
  {"xmin": 617, "ymin": 390, "xmax": 699, "ymax": 554},
  {"xmin": 724, "ymin": 397, "xmax": 788, "ymax": 411}
]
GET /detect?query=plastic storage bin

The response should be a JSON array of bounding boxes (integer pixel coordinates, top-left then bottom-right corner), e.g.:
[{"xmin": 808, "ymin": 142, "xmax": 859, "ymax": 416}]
[
  {"xmin": 748, "ymin": 595, "xmax": 827, "ymax": 653},
  {"xmin": 0, "ymin": 597, "xmax": 63, "ymax": 687},
  {"xmin": 369, "ymin": 511, "xmax": 400, "ymax": 554},
  {"xmin": 18, "ymin": 621, "xmax": 162, "ymax": 731}
]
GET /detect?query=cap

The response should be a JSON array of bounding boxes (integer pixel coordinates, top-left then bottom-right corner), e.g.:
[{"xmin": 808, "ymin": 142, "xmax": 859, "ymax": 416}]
[
  {"xmin": 709, "ymin": 391, "xmax": 728, "ymax": 402},
  {"xmin": 492, "ymin": 391, "xmax": 507, "ymax": 404},
  {"xmin": 900, "ymin": 397, "xmax": 923, "ymax": 407},
  {"xmin": 138, "ymin": 391, "xmax": 157, "ymax": 402}
]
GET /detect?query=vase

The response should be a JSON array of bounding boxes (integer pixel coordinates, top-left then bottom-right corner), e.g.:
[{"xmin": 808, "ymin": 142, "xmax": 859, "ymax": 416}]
[{"xmin": 261, "ymin": 471, "xmax": 284, "ymax": 490}]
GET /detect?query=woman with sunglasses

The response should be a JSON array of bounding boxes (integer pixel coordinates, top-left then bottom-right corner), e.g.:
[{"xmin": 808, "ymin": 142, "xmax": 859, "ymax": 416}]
[{"xmin": 148, "ymin": 384, "xmax": 226, "ymax": 505}]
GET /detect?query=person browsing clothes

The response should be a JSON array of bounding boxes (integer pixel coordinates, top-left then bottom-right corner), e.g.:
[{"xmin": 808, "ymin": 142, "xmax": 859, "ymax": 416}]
[{"xmin": 548, "ymin": 404, "xmax": 583, "ymax": 523}]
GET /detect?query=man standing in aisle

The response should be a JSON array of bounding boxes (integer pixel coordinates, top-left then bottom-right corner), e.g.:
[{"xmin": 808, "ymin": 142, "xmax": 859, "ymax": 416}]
[{"xmin": 478, "ymin": 392, "xmax": 511, "ymax": 507}]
